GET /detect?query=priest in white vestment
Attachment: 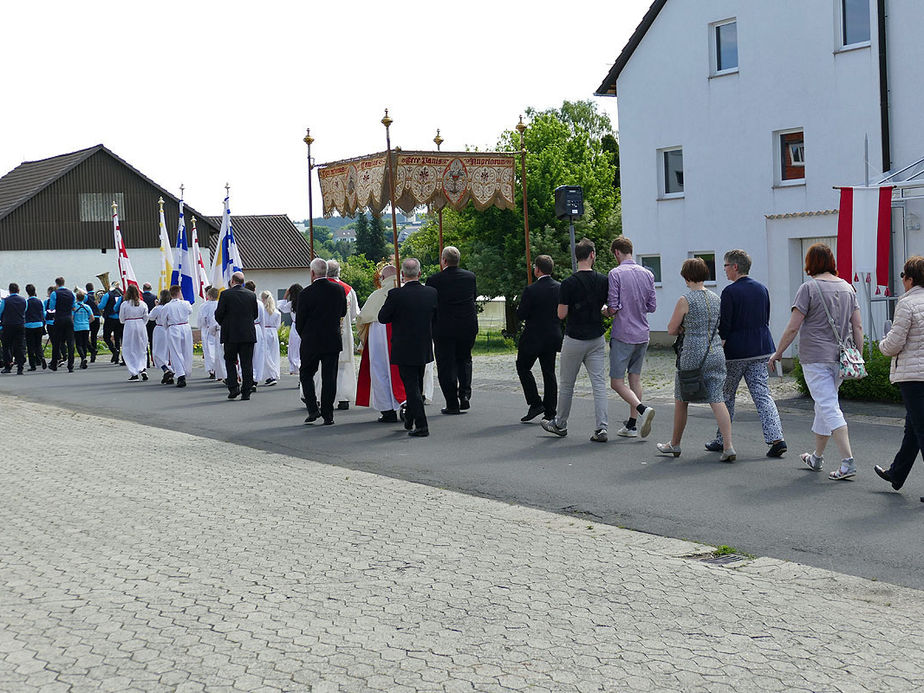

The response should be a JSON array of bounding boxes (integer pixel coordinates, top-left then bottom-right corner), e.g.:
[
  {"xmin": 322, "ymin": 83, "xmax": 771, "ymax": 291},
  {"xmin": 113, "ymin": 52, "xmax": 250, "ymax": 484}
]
[{"xmin": 356, "ymin": 265, "xmax": 405, "ymax": 421}]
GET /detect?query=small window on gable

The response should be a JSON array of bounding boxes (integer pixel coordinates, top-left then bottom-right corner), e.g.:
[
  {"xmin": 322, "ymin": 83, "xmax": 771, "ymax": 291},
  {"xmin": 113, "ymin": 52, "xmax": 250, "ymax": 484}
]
[
  {"xmin": 80, "ymin": 192, "xmax": 125, "ymax": 222},
  {"xmin": 840, "ymin": 0, "xmax": 871, "ymax": 48},
  {"xmin": 639, "ymin": 255, "xmax": 662, "ymax": 284},
  {"xmin": 779, "ymin": 130, "xmax": 805, "ymax": 182},
  {"xmin": 711, "ymin": 19, "xmax": 738, "ymax": 74},
  {"xmin": 659, "ymin": 147, "xmax": 684, "ymax": 198}
]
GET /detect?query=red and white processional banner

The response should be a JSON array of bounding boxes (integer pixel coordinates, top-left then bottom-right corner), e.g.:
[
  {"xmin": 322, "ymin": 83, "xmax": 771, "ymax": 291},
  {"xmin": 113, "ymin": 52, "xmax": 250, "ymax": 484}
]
[
  {"xmin": 317, "ymin": 151, "xmax": 517, "ymax": 217},
  {"xmin": 837, "ymin": 186, "xmax": 893, "ymax": 295},
  {"xmin": 112, "ymin": 209, "xmax": 139, "ymax": 291}
]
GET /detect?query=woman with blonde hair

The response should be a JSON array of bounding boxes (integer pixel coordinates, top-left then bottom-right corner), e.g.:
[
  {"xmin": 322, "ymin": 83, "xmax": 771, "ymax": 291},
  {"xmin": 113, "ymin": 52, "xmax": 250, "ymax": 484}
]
[
  {"xmin": 876, "ymin": 256, "xmax": 924, "ymax": 490},
  {"xmin": 657, "ymin": 258, "xmax": 735, "ymax": 461},
  {"xmin": 119, "ymin": 284, "xmax": 150, "ymax": 381},
  {"xmin": 769, "ymin": 243, "xmax": 863, "ymax": 480},
  {"xmin": 261, "ymin": 290, "xmax": 281, "ymax": 385}
]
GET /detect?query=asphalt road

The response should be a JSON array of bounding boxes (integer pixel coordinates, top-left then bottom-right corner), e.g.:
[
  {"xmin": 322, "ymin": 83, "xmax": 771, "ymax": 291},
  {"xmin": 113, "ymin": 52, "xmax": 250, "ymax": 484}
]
[{"xmin": 2, "ymin": 360, "xmax": 921, "ymax": 590}]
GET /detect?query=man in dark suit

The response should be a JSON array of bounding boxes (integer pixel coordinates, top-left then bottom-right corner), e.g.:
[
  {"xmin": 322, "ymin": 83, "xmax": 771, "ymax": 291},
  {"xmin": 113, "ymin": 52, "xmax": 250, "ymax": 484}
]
[
  {"xmin": 0, "ymin": 283, "xmax": 27, "ymax": 374},
  {"xmin": 296, "ymin": 258, "xmax": 347, "ymax": 425},
  {"xmin": 516, "ymin": 255, "xmax": 563, "ymax": 422},
  {"xmin": 48, "ymin": 277, "xmax": 75, "ymax": 372},
  {"xmin": 425, "ymin": 245, "xmax": 478, "ymax": 415},
  {"xmin": 379, "ymin": 257, "xmax": 439, "ymax": 437},
  {"xmin": 214, "ymin": 271, "xmax": 259, "ymax": 401}
]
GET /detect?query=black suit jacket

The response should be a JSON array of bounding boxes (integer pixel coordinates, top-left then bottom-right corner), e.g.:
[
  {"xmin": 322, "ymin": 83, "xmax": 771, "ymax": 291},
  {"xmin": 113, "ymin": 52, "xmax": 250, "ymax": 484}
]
[
  {"xmin": 517, "ymin": 275, "xmax": 563, "ymax": 354},
  {"xmin": 425, "ymin": 266, "xmax": 477, "ymax": 340},
  {"xmin": 378, "ymin": 281, "xmax": 438, "ymax": 366},
  {"xmin": 296, "ymin": 278, "xmax": 346, "ymax": 355},
  {"xmin": 214, "ymin": 285, "xmax": 258, "ymax": 343},
  {"xmin": 142, "ymin": 291, "xmax": 157, "ymax": 311}
]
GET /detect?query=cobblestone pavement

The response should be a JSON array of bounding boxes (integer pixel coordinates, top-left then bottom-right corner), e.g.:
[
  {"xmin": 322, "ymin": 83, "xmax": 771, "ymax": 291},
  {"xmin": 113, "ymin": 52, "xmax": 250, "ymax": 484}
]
[{"xmin": 2, "ymin": 394, "xmax": 923, "ymax": 692}]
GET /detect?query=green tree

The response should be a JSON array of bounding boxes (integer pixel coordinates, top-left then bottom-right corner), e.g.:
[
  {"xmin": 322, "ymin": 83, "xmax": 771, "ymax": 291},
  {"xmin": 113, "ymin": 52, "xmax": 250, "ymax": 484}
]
[
  {"xmin": 340, "ymin": 255, "xmax": 378, "ymax": 305},
  {"xmin": 368, "ymin": 214, "xmax": 391, "ymax": 262},
  {"xmin": 432, "ymin": 99, "xmax": 620, "ymax": 332},
  {"xmin": 354, "ymin": 212, "xmax": 390, "ymax": 263}
]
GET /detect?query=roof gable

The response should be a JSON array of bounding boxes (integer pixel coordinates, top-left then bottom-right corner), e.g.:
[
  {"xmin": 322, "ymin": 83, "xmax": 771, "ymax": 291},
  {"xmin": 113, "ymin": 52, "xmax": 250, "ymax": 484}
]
[
  {"xmin": 595, "ymin": 0, "xmax": 667, "ymax": 97},
  {"xmin": 0, "ymin": 144, "xmax": 219, "ymax": 233},
  {"xmin": 206, "ymin": 214, "xmax": 313, "ymax": 271}
]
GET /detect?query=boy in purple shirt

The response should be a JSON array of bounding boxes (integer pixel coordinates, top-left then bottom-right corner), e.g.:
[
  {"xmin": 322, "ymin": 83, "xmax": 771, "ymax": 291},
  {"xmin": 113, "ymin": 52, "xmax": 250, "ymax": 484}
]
[{"xmin": 605, "ymin": 237, "xmax": 657, "ymax": 438}]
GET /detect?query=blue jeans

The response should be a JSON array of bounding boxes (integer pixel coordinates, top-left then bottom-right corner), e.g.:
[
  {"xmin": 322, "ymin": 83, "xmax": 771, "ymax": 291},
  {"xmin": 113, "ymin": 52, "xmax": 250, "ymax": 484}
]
[{"xmin": 887, "ymin": 381, "xmax": 924, "ymax": 489}]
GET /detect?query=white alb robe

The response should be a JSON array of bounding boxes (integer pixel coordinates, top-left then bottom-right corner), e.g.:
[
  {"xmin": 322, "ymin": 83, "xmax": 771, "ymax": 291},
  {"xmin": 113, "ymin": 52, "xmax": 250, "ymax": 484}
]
[
  {"xmin": 149, "ymin": 304, "xmax": 170, "ymax": 371},
  {"xmin": 263, "ymin": 309, "xmax": 281, "ymax": 381},
  {"xmin": 277, "ymin": 299, "xmax": 300, "ymax": 374},
  {"xmin": 367, "ymin": 321, "xmax": 401, "ymax": 412},
  {"xmin": 252, "ymin": 301, "xmax": 266, "ymax": 383},
  {"xmin": 119, "ymin": 300, "xmax": 150, "ymax": 376},
  {"xmin": 164, "ymin": 299, "xmax": 193, "ymax": 378},
  {"xmin": 199, "ymin": 300, "xmax": 218, "ymax": 375}
]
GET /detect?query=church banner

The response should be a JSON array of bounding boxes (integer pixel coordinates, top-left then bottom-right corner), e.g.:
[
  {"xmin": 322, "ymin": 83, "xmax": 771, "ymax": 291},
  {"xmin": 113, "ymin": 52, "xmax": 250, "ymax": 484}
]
[
  {"xmin": 317, "ymin": 151, "xmax": 517, "ymax": 217},
  {"xmin": 317, "ymin": 153, "xmax": 388, "ymax": 217}
]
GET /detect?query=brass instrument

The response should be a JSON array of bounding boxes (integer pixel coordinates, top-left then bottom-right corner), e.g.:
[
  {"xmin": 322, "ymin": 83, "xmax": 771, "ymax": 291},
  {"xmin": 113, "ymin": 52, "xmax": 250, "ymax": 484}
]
[{"xmin": 95, "ymin": 272, "xmax": 110, "ymax": 301}]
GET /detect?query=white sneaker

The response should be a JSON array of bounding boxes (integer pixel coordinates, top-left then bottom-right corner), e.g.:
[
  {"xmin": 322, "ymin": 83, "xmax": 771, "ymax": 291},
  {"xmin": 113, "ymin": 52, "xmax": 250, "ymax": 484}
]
[
  {"xmin": 637, "ymin": 407, "xmax": 655, "ymax": 438},
  {"xmin": 617, "ymin": 425, "xmax": 638, "ymax": 438}
]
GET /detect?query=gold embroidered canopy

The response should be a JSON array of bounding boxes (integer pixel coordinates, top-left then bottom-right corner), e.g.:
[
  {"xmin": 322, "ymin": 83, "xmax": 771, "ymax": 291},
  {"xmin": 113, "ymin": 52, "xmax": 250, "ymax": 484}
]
[{"xmin": 317, "ymin": 150, "xmax": 517, "ymax": 217}]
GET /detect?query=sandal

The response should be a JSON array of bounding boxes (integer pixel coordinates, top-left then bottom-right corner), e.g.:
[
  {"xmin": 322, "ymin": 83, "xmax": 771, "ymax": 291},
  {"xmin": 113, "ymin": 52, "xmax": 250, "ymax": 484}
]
[
  {"xmin": 656, "ymin": 442, "xmax": 682, "ymax": 458},
  {"xmin": 828, "ymin": 458, "xmax": 856, "ymax": 481},
  {"xmin": 800, "ymin": 452, "xmax": 823, "ymax": 472}
]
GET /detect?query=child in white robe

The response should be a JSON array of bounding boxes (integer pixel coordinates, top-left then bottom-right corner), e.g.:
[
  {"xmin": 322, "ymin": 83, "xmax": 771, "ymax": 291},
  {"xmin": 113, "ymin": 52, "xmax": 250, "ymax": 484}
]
[
  {"xmin": 164, "ymin": 285, "xmax": 193, "ymax": 387},
  {"xmin": 261, "ymin": 291, "xmax": 281, "ymax": 384},
  {"xmin": 277, "ymin": 282, "xmax": 302, "ymax": 376},
  {"xmin": 149, "ymin": 290, "xmax": 172, "ymax": 383},
  {"xmin": 198, "ymin": 289, "xmax": 218, "ymax": 379},
  {"xmin": 118, "ymin": 284, "xmax": 150, "ymax": 380}
]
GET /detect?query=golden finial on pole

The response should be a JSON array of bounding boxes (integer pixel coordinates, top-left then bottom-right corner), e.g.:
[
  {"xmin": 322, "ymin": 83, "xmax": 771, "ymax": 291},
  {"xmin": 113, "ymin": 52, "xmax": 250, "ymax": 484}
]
[
  {"xmin": 157, "ymin": 196, "xmax": 165, "ymax": 211},
  {"xmin": 111, "ymin": 200, "xmax": 118, "ymax": 214},
  {"xmin": 517, "ymin": 115, "xmax": 532, "ymax": 285},
  {"xmin": 382, "ymin": 109, "xmax": 401, "ymax": 285},
  {"xmin": 180, "ymin": 183, "xmax": 185, "ymax": 199},
  {"xmin": 433, "ymin": 128, "xmax": 443, "ymax": 150},
  {"xmin": 191, "ymin": 215, "xmax": 197, "ymax": 226},
  {"xmin": 304, "ymin": 128, "xmax": 315, "ymax": 258}
]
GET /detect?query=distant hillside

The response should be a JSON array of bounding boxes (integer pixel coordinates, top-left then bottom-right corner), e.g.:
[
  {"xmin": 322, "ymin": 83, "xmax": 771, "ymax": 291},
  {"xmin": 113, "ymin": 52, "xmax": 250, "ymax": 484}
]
[{"xmin": 302, "ymin": 212, "xmax": 414, "ymax": 230}]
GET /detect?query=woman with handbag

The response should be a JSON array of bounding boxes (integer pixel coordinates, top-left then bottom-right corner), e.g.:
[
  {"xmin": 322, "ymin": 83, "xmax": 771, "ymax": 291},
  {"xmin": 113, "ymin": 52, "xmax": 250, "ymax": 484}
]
[
  {"xmin": 768, "ymin": 243, "xmax": 863, "ymax": 480},
  {"xmin": 875, "ymin": 256, "xmax": 924, "ymax": 490},
  {"xmin": 657, "ymin": 258, "xmax": 736, "ymax": 461}
]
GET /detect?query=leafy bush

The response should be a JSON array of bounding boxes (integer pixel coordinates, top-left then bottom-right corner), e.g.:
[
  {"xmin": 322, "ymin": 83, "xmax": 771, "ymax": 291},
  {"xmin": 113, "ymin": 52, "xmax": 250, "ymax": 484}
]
[{"xmin": 792, "ymin": 341, "xmax": 900, "ymax": 402}]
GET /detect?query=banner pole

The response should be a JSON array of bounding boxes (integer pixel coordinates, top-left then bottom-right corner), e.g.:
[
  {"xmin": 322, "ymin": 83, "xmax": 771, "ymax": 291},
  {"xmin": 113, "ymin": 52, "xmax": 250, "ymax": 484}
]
[
  {"xmin": 303, "ymin": 129, "xmax": 315, "ymax": 259},
  {"xmin": 517, "ymin": 116, "xmax": 532, "ymax": 285},
  {"xmin": 382, "ymin": 109, "xmax": 402, "ymax": 287},
  {"xmin": 434, "ymin": 129, "xmax": 444, "ymax": 257}
]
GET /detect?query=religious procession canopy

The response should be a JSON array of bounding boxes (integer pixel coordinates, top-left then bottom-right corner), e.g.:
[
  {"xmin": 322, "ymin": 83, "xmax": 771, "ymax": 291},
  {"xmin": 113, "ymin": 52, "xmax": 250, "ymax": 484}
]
[{"xmin": 317, "ymin": 150, "xmax": 517, "ymax": 217}]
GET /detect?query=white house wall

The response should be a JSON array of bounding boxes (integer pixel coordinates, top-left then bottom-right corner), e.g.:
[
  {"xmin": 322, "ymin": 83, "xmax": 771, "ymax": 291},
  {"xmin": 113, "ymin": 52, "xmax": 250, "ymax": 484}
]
[{"xmin": 616, "ymin": 0, "xmax": 900, "ymax": 348}]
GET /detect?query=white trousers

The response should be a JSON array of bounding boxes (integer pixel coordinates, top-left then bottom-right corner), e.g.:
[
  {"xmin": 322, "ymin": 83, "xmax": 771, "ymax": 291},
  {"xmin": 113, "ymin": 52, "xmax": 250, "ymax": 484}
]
[
  {"xmin": 166, "ymin": 325, "xmax": 193, "ymax": 379},
  {"xmin": 802, "ymin": 362, "xmax": 847, "ymax": 436}
]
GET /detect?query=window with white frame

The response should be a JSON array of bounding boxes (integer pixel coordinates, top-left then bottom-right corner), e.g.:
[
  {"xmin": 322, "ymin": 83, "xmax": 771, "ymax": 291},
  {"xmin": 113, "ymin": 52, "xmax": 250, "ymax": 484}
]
[
  {"xmin": 658, "ymin": 147, "xmax": 684, "ymax": 198},
  {"xmin": 775, "ymin": 128, "xmax": 805, "ymax": 184},
  {"xmin": 690, "ymin": 251, "xmax": 717, "ymax": 283},
  {"xmin": 839, "ymin": 0, "xmax": 870, "ymax": 48},
  {"xmin": 79, "ymin": 192, "xmax": 125, "ymax": 222},
  {"xmin": 639, "ymin": 255, "xmax": 662, "ymax": 285},
  {"xmin": 711, "ymin": 18, "xmax": 738, "ymax": 74}
]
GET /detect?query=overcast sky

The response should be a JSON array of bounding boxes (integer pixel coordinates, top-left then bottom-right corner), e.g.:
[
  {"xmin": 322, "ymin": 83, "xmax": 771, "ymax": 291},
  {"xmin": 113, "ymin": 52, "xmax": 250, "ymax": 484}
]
[{"xmin": 0, "ymin": 0, "xmax": 651, "ymax": 220}]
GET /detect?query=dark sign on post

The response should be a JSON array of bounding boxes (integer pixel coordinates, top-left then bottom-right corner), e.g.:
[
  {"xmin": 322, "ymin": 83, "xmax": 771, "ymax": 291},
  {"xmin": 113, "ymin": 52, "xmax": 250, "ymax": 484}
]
[{"xmin": 555, "ymin": 185, "xmax": 584, "ymax": 272}]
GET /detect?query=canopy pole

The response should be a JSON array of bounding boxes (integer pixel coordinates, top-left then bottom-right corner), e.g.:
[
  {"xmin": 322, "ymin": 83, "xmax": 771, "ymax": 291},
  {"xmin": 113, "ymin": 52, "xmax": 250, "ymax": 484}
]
[
  {"xmin": 434, "ymin": 129, "xmax": 444, "ymax": 257},
  {"xmin": 303, "ymin": 129, "xmax": 315, "ymax": 259},
  {"xmin": 517, "ymin": 116, "xmax": 532, "ymax": 285},
  {"xmin": 382, "ymin": 109, "xmax": 401, "ymax": 286}
]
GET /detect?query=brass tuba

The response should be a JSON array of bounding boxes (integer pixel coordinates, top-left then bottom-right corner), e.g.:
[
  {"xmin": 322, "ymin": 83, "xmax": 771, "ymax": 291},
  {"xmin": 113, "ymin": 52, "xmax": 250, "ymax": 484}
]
[{"xmin": 95, "ymin": 272, "xmax": 110, "ymax": 301}]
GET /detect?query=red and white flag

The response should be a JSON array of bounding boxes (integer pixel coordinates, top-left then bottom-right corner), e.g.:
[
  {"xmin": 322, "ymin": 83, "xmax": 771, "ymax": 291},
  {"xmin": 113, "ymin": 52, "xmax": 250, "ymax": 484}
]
[
  {"xmin": 837, "ymin": 186, "xmax": 892, "ymax": 295},
  {"xmin": 191, "ymin": 217, "xmax": 210, "ymax": 299},
  {"xmin": 112, "ymin": 205, "xmax": 139, "ymax": 291}
]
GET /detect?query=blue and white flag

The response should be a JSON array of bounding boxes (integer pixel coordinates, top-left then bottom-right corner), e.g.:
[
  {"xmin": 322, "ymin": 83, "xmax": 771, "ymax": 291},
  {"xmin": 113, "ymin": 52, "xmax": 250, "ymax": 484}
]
[
  {"xmin": 210, "ymin": 192, "xmax": 243, "ymax": 291},
  {"xmin": 170, "ymin": 199, "xmax": 196, "ymax": 303}
]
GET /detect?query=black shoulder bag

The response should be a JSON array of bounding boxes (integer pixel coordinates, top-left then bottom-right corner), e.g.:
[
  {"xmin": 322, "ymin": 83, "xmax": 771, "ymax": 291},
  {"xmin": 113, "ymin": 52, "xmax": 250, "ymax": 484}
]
[{"xmin": 677, "ymin": 294, "xmax": 718, "ymax": 403}]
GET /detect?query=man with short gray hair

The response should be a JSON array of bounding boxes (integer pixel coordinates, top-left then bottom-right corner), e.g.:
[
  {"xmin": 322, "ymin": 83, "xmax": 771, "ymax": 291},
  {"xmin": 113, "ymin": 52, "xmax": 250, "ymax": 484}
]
[
  {"xmin": 324, "ymin": 258, "xmax": 359, "ymax": 409},
  {"xmin": 425, "ymin": 245, "xmax": 478, "ymax": 414},
  {"xmin": 706, "ymin": 249, "xmax": 786, "ymax": 457}
]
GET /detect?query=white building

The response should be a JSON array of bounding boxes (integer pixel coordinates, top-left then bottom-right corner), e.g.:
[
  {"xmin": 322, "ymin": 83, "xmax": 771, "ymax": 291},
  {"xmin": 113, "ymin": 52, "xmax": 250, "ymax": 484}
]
[{"xmin": 596, "ymin": 0, "xmax": 924, "ymax": 348}]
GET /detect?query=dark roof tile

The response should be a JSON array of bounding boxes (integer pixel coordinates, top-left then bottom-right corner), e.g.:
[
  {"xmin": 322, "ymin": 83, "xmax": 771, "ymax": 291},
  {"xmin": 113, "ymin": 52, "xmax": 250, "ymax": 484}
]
[{"xmin": 206, "ymin": 214, "xmax": 312, "ymax": 270}]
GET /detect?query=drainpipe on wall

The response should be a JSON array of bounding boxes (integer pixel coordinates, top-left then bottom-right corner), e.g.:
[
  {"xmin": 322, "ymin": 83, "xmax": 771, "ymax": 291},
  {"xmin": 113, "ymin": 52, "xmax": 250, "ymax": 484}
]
[{"xmin": 878, "ymin": 0, "xmax": 891, "ymax": 173}]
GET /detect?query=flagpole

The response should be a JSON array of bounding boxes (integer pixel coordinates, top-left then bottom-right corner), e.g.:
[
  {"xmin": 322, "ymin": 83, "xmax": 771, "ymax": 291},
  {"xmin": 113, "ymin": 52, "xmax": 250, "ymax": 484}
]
[
  {"xmin": 434, "ymin": 129, "xmax": 444, "ymax": 258},
  {"xmin": 517, "ymin": 115, "xmax": 532, "ymax": 286},
  {"xmin": 304, "ymin": 128, "xmax": 315, "ymax": 259},
  {"xmin": 382, "ymin": 109, "xmax": 401, "ymax": 287}
]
